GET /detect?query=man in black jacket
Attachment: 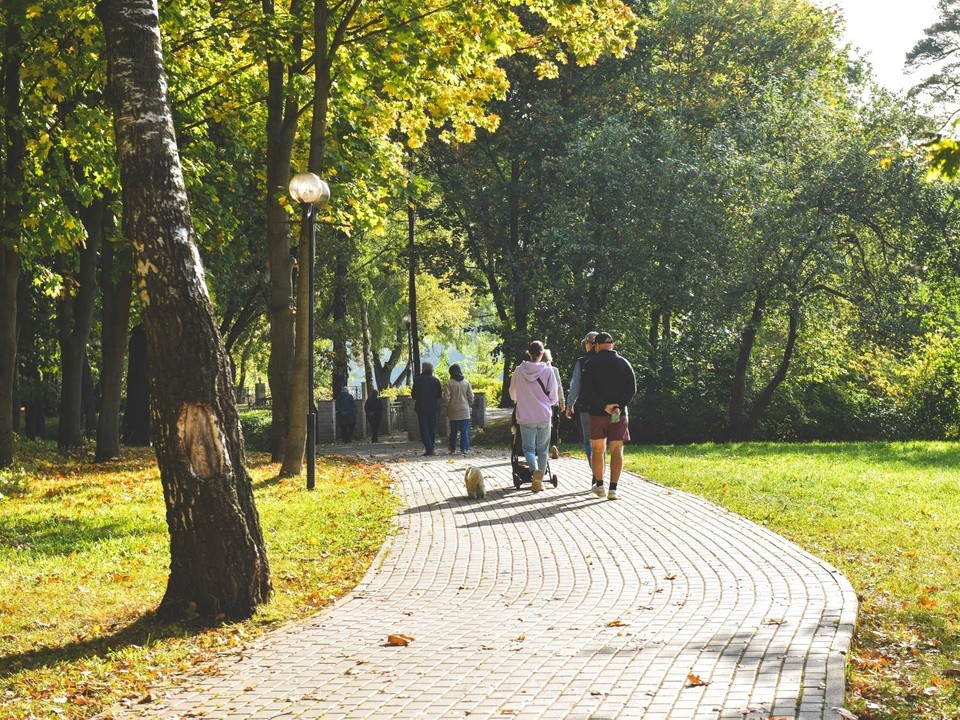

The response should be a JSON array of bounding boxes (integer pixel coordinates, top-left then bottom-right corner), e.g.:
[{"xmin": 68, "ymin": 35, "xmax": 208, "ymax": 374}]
[
  {"xmin": 412, "ymin": 362, "xmax": 442, "ymax": 455},
  {"xmin": 581, "ymin": 332, "xmax": 636, "ymax": 500}
]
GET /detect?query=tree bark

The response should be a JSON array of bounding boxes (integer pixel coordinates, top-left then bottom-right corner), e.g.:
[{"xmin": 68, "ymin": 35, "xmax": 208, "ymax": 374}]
[
  {"xmin": 96, "ymin": 237, "xmax": 133, "ymax": 461},
  {"xmin": 56, "ymin": 198, "xmax": 103, "ymax": 450},
  {"xmin": 744, "ymin": 301, "xmax": 800, "ymax": 439},
  {"xmin": 98, "ymin": 0, "xmax": 271, "ymax": 621},
  {"xmin": 360, "ymin": 301, "xmax": 376, "ymax": 393},
  {"xmin": 0, "ymin": 247, "xmax": 17, "ymax": 467},
  {"xmin": 123, "ymin": 324, "xmax": 151, "ymax": 445},
  {"xmin": 279, "ymin": 205, "xmax": 313, "ymax": 477},
  {"xmin": 263, "ymin": 0, "xmax": 305, "ymax": 461},
  {"xmin": 0, "ymin": 0, "xmax": 25, "ymax": 468},
  {"xmin": 373, "ymin": 327, "xmax": 404, "ymax": 390},
  {"xmin": 727, "ymin": 292, "xmax": 765, "ymax": 442},
  {"xmin": 82, "ymin": 352, "xmax": 96, "ymax": 438}
]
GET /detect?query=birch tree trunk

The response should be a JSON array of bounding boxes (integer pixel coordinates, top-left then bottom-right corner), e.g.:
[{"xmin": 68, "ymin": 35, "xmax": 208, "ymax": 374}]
[{"xmin": 97, "ymin": 0, "xmax": 271, "ymax": 621}]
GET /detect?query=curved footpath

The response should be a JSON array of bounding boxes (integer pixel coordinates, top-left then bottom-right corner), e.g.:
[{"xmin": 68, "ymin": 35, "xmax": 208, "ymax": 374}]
[{"xmin": 106, "ymin": 445, "xmax": 857, "ymax": 720}]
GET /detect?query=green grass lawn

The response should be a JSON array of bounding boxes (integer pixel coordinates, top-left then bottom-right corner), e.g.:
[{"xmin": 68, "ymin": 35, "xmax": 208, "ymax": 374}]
[
  {"xmin": 0, "ymin": 440, "xmax": 398, "ymax": 720},
  {"xmin": 624, "ymin": 441, "xmax": 960, "ymax": 720}
]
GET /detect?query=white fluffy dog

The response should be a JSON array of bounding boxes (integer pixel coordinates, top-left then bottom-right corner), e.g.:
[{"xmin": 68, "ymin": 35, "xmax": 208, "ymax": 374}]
[{"xmin": 464, "ymin": 466, "xmax": 485, "ymax": 499}]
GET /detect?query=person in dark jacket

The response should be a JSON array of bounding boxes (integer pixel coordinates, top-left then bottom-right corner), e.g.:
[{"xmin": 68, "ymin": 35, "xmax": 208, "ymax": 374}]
[
  {"xmin": 411, "ymin": 362, "xmax": 442, "ymax": 455},
  {"xmin": 365, "ymin": 388, "xmax": 384, "ymax": 443},
  {"xmin": 580, "ymin": 332, "xmax": 636, "ymax": 500},
  {"xmin": 335, "ymin": 386, "xmax": 357, "ymax": 443}
]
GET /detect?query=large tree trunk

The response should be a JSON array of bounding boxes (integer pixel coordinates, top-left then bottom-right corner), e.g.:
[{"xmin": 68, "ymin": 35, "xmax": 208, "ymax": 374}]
[
  {"xmin": 123, "ymin": 324, "xmax": 151, "ymax": 445},
  {"xmin": 56, "ymin": 199, "xmax": 103, "ymax": 450},
  {"xmin": 82, "ymin": 352, "xmax": 96, "ymax": 438},
  {"xmin": 744, "ymin": 301, "xmax": 800, "ymax": 439},
  {"xmin": 727, "ymin": 292, "xmax": 765, "ymax": 442},
  {"xmin": 0, "ymin": 247, "xmax": 17, "ymax": 467},
  {"xmin": 18, "ymin": 275, "xmax": 44, "ymax": 439},
  {"xmin": 373, "ymin": 327, "xmax": 404, "ymax": 390},
  {"xmin": 96, "ymin": 238, "xmax": 133, "ymax": 461},
  {"xmin": 263, "ymin": 0, "xmax": 305, "ymax": 461},
  {"xmin": 360, "ymin": 301, "xmax": 376, "ymax": 393},
  {"xmin": 98, "ymin": 0, "xmax": 271, "ymax": 622},
  {"xmin": 279, "ymin": 206, "xmax": 314, "ymax": 477},
  {"xmin": 0, "ymin": 0, "xmax": 25, "ymax": 468}
]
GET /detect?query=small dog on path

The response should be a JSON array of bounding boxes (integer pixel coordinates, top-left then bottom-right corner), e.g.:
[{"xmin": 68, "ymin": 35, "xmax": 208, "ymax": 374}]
[{"xmin": 464, "ymin": 466, "xmax": 485, "ymax": 499}]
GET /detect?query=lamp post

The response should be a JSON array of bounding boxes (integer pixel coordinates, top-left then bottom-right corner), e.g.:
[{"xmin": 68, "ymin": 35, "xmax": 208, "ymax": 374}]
[
  {"xmin": 402, "ymin": 315, "xmax": 412, "ymax": 386},
  {"xmin": 289, "ymin": 172, "xmax": 330, "ymax": 490}
]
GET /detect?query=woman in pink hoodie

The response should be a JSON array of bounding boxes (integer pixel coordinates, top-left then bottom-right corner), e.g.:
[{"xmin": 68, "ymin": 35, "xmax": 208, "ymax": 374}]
[{"xmin": 509, "ymin": 341, "xmax": 558, "ymax": 492}]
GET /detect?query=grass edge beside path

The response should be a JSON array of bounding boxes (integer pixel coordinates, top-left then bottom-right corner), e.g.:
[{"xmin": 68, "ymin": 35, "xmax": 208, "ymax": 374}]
[
  {"xmin": 0, "ymin": 443, "xmax": 400, "ymax": 720},
  {"xmin": 624, "ymin": 441, "xmax": 960, "ymax": 720}
]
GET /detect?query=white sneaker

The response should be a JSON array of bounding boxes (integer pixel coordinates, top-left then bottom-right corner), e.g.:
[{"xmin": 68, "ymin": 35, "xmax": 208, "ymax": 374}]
[
  {"xmin": 591, "ymin": 483, "xmax": 606, "ymax": 498},
  {"xmin": 532, "ymin": 469, "xmax": 544, "ymax": 492},
  {"xmin": 606, "ymin": 488, "xmax": 619, "ymax": 500}
]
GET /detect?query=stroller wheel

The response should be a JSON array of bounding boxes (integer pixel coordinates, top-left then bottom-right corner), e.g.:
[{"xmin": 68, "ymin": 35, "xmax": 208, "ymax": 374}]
[{"xmin": 551, "ymin": 474, "xmax": 559, "ymax": 487}]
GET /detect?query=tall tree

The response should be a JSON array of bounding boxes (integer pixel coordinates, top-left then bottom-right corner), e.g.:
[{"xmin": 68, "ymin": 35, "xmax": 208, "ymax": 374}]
[
  {"xmin": 97, "ymin": 0, "xmax": 271, "ymax": 621},
  {"xmin": 0, "ymin": 0, "xmax": 26, "ymax": 468}
]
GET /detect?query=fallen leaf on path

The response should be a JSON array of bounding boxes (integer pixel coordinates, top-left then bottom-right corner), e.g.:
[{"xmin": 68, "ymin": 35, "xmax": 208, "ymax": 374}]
[
  {"xmin": 387, "ymin": 633, "xmax": 415, "ymax": 646},
  {"xmin": 606, "ymin": 619, "xmax": 628, "ymax": 627},
  {"xmin": 514, "ymin": 634, "xmax": 525, "ymax": 641},
  {"xmin": 686, "ymin": 673, "xmax": 709, "ymax": 687}
]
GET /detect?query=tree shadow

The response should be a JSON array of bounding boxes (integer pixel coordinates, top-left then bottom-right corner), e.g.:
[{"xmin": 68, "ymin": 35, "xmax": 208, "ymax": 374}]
[
  {"xmin": 0, "ymin": 516, "xmax": 150, "ymax": 557},
  {"xmin": 0, "ymin": 611, "xmax": 192, "ymax": 679}
]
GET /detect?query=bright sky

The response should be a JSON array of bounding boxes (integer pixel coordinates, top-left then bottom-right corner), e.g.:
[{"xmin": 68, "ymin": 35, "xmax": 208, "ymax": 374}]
[{"xmin": 820, "ymin": 0, "xmax": 942, "ymax": 93}]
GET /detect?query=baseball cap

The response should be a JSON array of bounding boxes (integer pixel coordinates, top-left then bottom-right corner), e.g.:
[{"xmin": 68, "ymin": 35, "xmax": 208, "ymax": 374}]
[
  {"xmin": 594, "ymin": 332, "xmax": 613, "ymax": 344},
  {"xmin": 583, "ymin": 331, "xmax": 598, "ymax": 343}
]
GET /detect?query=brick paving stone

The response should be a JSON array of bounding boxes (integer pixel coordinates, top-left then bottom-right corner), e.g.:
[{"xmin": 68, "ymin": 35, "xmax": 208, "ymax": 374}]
[{"xmin": 100, "ymin": 448, "xmax": 856, "ymax": 720}]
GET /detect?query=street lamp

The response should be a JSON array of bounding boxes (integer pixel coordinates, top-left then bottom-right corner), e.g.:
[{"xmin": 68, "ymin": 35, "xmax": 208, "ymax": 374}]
[
  {"xmin": 402, "ymin": 315, "xmax": 412, "ymax": 386},
  {"xmin": 289, "ymin": 171, "xmax": 330, "ymax": 490}
]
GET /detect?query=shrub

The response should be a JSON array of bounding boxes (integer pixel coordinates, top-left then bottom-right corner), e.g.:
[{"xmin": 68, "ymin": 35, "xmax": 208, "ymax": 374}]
[{"xmin": 240, "ymin": 409, "xmax": 273, "ymax": 452}]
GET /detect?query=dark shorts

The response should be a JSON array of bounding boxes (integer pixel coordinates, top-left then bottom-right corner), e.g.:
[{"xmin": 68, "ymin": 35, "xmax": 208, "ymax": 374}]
[{"xmin": 588, "ymin": 412, "xmax": 630, "ymax": 442}]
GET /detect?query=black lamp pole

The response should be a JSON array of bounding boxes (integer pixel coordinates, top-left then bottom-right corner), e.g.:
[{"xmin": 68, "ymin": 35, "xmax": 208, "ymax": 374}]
[
  {"xmin": 305, "ymin": 203, "xmax": 317, "ymax": 490},
  {"xmin": 289, "ymin": 172, "xmax": 330, "ymax": 490},
  {"xmin": 403, "ymin": 315, "xmax": 412, "ymax": 385}
]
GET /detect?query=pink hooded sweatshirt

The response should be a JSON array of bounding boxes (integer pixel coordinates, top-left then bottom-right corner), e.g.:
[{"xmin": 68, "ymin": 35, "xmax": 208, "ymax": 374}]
[{"xmin": 509, "ymin": 360, "xmax": 559, "ymax": 424}]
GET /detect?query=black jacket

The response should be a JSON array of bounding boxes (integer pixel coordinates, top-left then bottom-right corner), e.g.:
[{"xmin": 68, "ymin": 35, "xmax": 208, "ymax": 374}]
[
  {"xmin": 581, "ymin": 349, "xmax": 637, "ymax": 416},
  {"xmin": 412, "ymin": 373, "xmax": 442, "ymax": 414}
]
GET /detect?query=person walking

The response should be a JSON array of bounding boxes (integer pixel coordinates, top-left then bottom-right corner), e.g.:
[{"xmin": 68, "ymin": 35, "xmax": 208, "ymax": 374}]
[
  {"xmin": 364, "ymin": 388, "xmax": 384, "ymax": 443},
  {"xmin": 565, "ymin": 331, "xmax": 598, "ymax": 466},
  {"xmin": 580, "ymin": 332, "xmax": 636, "ymax": 500},
  {"xmin": 412, "ymin": 362, "xmax": 442, "ymax": 456},
  {"xmin": 335, "ymin": 386, "xmax": 357, "ymax": 443},
  {"xmin": 542, "ymin": 348, "xmax": 565, "ymax": 459},
  {"xmin": 444, "ymin": 363, "xmax": 474, "ymax": 454},
  {"xmin": 509, "ymin": 341, "xmax": 558, "ymax": 492}
]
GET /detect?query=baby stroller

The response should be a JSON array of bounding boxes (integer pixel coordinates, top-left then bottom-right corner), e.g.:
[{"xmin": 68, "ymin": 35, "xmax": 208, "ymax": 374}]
[{"xmin": 511, "ymin": 415, "xmax": 559, "ymax": 489}]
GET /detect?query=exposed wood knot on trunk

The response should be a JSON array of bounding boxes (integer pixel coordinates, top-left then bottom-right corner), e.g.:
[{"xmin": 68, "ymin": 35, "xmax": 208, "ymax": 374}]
[{"xmin": 177, "ymin": 403, "xmax": 230, "ymax": 480}]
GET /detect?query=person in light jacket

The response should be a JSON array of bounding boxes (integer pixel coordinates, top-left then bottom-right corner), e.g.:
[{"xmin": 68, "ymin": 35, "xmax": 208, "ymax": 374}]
[
  {"xmin": 509, "ymin": 340, "xmax": 558, "ymax": 493},
  {"xmin": 444, "ymin": 363, "xmax": 475, "ymax": 454}
]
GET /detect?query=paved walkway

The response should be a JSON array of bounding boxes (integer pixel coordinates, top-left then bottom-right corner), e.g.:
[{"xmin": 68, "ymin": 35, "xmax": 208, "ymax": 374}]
[{"xmin": 108, "ymin": 443, "xmax": 857, "ymax": 720}]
